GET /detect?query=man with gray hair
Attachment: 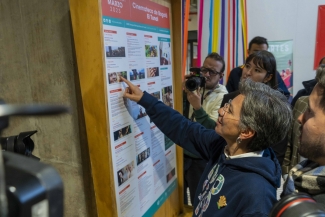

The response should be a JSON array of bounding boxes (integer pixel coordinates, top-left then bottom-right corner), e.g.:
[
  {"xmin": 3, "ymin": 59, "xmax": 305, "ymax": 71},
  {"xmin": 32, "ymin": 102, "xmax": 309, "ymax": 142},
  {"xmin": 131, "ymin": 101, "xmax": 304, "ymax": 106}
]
[
  {"xmin": 121, "ymin": 76, "xmax": 292, "ymax": 217},
  {"xmin": 282, "ymin": 65, "xmax": 325, "ymax": 203}
]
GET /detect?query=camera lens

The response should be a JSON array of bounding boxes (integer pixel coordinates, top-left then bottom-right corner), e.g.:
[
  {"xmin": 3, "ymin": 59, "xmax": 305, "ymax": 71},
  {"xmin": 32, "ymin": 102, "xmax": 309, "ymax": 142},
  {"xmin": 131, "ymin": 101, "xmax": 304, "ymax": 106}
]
[
  {"xmin": 185, "ymin": 77, "xmax": 201, "ymax": 91},
  {"xmin": 0, "ymin": 131, "xmax": 37, "ymax": 158},
  {"xmin": 269, "ymin": 193, "xmax": 325, "ymax": 217}
]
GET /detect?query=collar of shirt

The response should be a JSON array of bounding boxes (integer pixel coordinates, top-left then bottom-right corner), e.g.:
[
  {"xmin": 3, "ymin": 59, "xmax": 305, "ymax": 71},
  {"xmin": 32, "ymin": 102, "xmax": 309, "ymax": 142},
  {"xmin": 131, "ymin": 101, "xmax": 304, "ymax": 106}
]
[{"xmin": 224, "ymin": 149, "xmax": 264, "ymax": 159}]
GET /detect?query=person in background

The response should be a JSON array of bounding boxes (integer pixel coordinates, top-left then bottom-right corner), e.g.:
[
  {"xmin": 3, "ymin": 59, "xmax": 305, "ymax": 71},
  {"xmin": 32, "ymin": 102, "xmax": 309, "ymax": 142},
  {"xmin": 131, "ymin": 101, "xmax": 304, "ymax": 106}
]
[
  {"xmin": 282, "ymin": 65, "xmax": 325, "ymax": 175},
  {"xmin": 291, "ymin": 57, "xmax": 325, "ymax": 107},
  {"xmin": 121, "ymin": 76, "xmax": 292, "ymax": 217},
  {"xmin": 282, "ymin": 64, "xmax": 325, "ymax": 204},
  {"xmin": 184, "ymin": 52, "xmax": 228, "ymax": 205},
  {"xmin": 226, "ymin": 36, "xmax": 290, "ymax": 98},
  {"xmin": 282, "ymin": 96, "xmax": 308, "ymax": 175}
]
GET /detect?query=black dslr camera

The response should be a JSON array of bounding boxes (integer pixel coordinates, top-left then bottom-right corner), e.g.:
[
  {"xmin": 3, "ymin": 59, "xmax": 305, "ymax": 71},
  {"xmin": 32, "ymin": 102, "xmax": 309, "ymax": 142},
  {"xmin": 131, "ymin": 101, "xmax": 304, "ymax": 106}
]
[
  {"xmin": 269, "ymin": 192, "xmax": 325, "ymax": 217},
  {"xmin": 185, "ymin": 67, "xmax": 206, "ymax": 91}
]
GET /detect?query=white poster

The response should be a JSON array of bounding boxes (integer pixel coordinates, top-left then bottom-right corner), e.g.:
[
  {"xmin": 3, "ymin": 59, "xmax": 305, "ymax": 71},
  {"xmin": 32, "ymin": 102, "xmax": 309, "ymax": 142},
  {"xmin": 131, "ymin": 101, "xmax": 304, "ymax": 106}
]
[{"xmin": 101, "ymin": 1, "xmax": 177, "ymax": 216}]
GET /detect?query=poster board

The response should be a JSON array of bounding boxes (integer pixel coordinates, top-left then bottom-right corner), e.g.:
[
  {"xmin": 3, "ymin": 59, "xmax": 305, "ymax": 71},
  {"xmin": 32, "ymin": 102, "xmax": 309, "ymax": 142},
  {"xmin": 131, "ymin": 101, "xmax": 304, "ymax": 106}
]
[
  {"xmin": 102, "ymin": 0, "xmax": 177, "ymax": 216},
  {"xmin": 268, "ymin": 40, "xmax": 293, "ymax": 98},
  {"xmin": 69, "ymin": 0, "xmax": 183, "ymax": 216}
]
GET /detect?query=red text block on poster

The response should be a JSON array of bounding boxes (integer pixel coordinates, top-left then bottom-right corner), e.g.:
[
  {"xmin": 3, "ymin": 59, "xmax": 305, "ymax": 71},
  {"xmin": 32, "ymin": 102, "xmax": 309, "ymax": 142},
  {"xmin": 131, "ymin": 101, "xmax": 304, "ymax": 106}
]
[{"xmin": 101, "ymin": 0, "xmax": 170, "ymax": 29}]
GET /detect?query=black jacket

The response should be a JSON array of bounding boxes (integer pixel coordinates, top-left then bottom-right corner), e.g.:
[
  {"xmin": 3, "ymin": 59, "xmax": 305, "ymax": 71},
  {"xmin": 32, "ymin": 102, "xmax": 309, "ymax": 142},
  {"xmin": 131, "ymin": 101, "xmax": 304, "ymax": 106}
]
[
  {"xmin": 291, "ymin": 79, "xmax": 317, "ymax": 107},
  {"xmin": 221, "ymin": 90, "xmax": 240, "ymax": 107}
]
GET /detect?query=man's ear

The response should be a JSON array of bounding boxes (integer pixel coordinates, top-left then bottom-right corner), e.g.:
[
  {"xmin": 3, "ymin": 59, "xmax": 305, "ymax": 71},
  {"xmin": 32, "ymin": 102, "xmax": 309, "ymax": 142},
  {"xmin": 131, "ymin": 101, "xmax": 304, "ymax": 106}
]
[
  {"xmin": 240, "ymin": 128, "xmax": 255, "ymax": 140},
  {"xmin": 220, "ymin": 73, "xmax": 224, "ymax": 79}
]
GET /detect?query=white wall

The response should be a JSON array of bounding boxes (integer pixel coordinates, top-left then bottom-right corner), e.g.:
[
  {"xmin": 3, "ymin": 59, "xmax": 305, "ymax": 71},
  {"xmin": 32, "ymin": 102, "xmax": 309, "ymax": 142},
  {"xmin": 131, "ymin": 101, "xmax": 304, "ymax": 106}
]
[{"xmin": 247, "ymin": 0, "xmax": 325, "ymax": 95}]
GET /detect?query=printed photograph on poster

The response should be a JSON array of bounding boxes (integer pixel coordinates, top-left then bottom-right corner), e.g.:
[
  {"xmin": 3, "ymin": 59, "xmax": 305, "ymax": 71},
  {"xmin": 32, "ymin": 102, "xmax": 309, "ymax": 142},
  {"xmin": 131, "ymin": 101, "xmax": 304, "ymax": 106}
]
[
  {"xmin": 145, "ymin": 45, "xmax": 158, "ymax": 57},
  {"xmin": 161, "ymin": 86, "xmax": 173, "ymax": 107},
  {"xmin": 146, "ymin": 67, "xmax": 159, "ymax": 78},
  {"xmin": 150, "ymin": 91, "xmax": 160, "ymax": 100},
  {"xmin": 105, "ymin": 46, "xmax": 126, "ymax": 57},
  {"xmin": 164, "ymin": 135, "xmax": 174, "ymax": 150},
  {"xmin": 137, "ymin": 147, "xmax": 151, "ymax": 166},
  {"xmin": 117, "ymin": 161, "xmax": 135, "ymax": 187},
  {"xmin": 166, "ymin": 168, "xmax": 175, "ymax": 183},
  {"xmin": 108, "ymin": 71, "xmax": 127, "ymax": 84},
  {"xmin": 113, "ymin": 125, "xmax": 132, "ymax": 141},
  {"xmin": 125, "ymin": 99, "xmax": 148, "ymax": 121},
  {"xmin": 159, "ymin": 41, "xmax": 171, "ymax": 65},
  {"xmin": 129, "ymin": 68, "xmax": 145, "ymax": 81},
  {"xmin": 148, "ymin": 91, "xmax": 161, "ymax": 124},
  {"xmin": 135, "ymin": 106, "xmax": 147, "ymax": 120}
]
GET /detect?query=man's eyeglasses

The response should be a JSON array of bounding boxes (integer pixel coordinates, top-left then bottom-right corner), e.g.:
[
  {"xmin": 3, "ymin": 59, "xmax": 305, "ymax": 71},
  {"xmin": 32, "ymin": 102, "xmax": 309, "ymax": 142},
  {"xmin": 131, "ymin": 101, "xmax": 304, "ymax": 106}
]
[{"xmin": 200, "ymin": 67, "xmax": 221, "ymax": 76}]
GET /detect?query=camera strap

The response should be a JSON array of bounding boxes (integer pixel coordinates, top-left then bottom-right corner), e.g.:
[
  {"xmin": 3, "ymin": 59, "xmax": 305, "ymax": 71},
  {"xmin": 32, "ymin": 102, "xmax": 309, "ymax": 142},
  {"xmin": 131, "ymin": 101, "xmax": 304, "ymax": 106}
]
[{"xmin": 203, "ymin": 90, "xmax": 213, "ymax": 100}]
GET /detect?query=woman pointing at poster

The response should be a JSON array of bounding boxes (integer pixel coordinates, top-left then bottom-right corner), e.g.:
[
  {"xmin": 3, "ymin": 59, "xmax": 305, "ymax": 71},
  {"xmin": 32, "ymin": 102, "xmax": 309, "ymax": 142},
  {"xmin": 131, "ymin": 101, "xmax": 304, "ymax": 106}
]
[{"xmin": 120, "ymin": 76, "xmax": 292, "ymax": 217}]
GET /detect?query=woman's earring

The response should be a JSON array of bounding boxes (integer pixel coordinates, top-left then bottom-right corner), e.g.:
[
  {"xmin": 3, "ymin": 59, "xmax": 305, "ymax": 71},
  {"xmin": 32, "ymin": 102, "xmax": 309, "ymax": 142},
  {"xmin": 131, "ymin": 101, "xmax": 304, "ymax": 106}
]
[{"xmin": 236, "ymin": 136, "xmax": 242, "ymax": 144}]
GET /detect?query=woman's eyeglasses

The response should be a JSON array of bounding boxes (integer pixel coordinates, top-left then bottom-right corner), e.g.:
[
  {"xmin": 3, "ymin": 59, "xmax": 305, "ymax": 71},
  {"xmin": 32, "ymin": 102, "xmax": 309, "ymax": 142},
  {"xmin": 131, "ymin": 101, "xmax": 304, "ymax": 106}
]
[
  {"xmin": 220, "ymin": 99, "xmax": 232, "ymax": 117},
  {"xmin": 219, "ymin": 99, "xmax": 239, "ymax": 123}
]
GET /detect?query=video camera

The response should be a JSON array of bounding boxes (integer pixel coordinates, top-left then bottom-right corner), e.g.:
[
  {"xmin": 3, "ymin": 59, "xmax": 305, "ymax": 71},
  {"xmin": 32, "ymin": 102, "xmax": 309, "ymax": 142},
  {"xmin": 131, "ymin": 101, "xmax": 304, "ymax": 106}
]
[
  {"xmin": 185, "ymin": 67, "xmax": 206, "ymax": 91},
  {"xmin": 0, "ymin": 101, "xmax": 69, "ymax": 217},
  {"xmin": 1, "ymin": 131, "xmax": 39, "ymax": 160}
]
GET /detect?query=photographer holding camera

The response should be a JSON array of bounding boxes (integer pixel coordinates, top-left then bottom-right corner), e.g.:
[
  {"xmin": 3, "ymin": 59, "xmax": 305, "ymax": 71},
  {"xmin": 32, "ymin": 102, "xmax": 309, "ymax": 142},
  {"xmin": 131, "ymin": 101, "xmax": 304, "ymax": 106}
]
[
  {"xmin": 268, "ymin": 65, "xmax": 325, "ymax": 217},
  {"xmin": 183, "ymin": 53, "xmax": 228, "ymax": 205}
]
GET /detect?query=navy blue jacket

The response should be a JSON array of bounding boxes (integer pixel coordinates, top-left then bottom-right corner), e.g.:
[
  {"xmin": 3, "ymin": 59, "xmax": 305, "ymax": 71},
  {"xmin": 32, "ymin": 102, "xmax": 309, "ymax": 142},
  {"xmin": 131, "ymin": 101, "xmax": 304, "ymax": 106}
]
[
  {"xmin": 138, "ymin": 92, "xmax": 281, "ymax": 217},
  {"xmin": 291, "ymin": 79, "xmax": 316, "ymax": 107},
  {"xmin": 226, "ymin": 66, "xmax": 290, "ymax": 99}
]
